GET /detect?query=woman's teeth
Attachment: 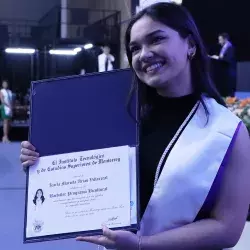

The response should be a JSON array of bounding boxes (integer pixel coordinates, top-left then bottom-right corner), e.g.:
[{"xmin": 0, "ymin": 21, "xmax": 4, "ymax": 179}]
[{"xmin": 146, "ymin": 63, "xmax": 164, "ymax": 73}]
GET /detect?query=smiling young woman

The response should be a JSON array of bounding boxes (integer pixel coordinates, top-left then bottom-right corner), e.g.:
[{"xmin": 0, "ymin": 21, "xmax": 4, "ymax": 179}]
[{"xmin": 19, "ymin": 2, "xmax": 250, "ymax": 250}]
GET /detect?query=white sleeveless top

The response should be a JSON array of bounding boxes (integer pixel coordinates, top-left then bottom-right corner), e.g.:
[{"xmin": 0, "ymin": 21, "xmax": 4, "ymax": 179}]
[{"xmin": 0, "ymin": 88, "xmax": 13, "ymax": 116}]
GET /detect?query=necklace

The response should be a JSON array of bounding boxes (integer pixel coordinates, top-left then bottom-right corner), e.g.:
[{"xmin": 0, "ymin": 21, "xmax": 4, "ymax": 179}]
[{"xmin": 153, "ymin": 101, "xmax": 200, "ymax": 189}]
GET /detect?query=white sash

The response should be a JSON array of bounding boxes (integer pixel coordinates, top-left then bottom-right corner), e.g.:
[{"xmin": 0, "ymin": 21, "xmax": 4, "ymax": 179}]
[{"xmin": 138, "ymin": 97, "xmax": 241, "ymax": 237}]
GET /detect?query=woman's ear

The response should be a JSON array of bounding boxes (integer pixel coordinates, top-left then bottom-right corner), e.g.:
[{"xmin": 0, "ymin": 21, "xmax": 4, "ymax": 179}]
[
  {"xmin": 187, "ymin": 35, "xmax": 197, "ymax": 60},
  {"xmin": 187, "ymin": 35, "xmax": 196, "ymax": 49}
]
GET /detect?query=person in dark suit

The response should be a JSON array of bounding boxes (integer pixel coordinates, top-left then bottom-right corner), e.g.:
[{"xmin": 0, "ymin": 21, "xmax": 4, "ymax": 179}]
[{"xmin": 210, "ymin": 33, "xmax": 236, "ymax": 97}]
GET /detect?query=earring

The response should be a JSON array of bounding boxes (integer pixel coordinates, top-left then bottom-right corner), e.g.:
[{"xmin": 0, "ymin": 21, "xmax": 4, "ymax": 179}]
[{"xmin": 188, "ymin": 47, "xmax": 196, "ymax": 60}]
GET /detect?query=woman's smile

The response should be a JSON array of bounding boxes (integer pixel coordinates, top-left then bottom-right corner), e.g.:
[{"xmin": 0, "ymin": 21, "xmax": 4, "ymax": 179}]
[{"xmin": 142, "ymin": 61, "xmax": 167, "ymax": 74}]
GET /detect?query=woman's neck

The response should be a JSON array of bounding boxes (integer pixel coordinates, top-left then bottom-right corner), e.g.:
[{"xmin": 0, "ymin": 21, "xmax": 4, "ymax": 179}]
[{"xmin": 157, "ymin": 84, "xmax": 193, "ymax": 98}]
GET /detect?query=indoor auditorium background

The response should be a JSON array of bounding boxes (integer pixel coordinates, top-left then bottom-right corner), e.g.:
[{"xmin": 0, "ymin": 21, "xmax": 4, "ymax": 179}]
[{"xmin": 0, "ymin": 0, "xmax": 250, "ymax": 249}]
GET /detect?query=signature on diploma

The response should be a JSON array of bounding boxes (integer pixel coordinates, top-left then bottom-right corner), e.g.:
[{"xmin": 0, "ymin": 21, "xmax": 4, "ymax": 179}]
[{"xmin": 107, "ymin": 216, "xmax": 119, "ymax": 222}]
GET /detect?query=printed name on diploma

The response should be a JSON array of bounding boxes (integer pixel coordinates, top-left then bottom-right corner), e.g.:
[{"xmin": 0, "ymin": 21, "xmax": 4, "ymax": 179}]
[
  {"xmin": 49, "ymin": 176, "xmax": 109, "ymax": 198},
  {"xmin": 49, "ymin": 176, "xmax": 108, "ymax": 187}
]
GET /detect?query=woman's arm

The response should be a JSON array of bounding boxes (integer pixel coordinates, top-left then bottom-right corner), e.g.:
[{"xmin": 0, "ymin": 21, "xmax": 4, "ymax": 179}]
[
  {"xmin": 141, "ymin": 123, "xmax": 250, "ymax": 250},
  {"xmin": 0, "ymin": 91, "xmax": 3, "ymax": 104}
]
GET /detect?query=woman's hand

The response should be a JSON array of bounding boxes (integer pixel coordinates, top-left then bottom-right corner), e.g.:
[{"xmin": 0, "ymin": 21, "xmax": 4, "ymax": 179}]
[
  {"xmin": 76, "ymin": 225, "xmax": 140, "ymax": 250},
  {"xmin": 20, "ymin": 141, "xmax": 39, "ymax": 171}
]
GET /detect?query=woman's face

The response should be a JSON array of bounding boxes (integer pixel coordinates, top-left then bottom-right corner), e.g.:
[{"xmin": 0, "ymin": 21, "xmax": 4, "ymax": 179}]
[
  {"xmin": 129, "ymin": 15, "xmax": 190, "ymax": 90},
  {"xmin": 37, "ymin": 190, "xmax": 42, "ymax": 198}
]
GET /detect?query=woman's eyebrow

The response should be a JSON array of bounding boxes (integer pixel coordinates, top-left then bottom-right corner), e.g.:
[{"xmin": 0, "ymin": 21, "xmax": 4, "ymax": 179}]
[{"xmin": 129, "ymin": 29, "xmax": 165, "ymax": 47}]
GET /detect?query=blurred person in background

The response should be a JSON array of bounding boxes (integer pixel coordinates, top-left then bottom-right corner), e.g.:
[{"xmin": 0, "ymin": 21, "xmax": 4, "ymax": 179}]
[
  {"xmin": 80, "ymin": 69, "xmax": 86, "ymax": 75},
  {"xmin": 210, "ymin": 33, "xmax": 235, "ymax": 62},
  {"xmin": 98, "ymin": 45, "xmax": 115, "ymax": 72},
  {"xmin": 210, "ymin": 33, "xmax": 236, "ymax": 96},
  {"xmin": 0, "ymin": 80, "xmax": 13, "ymax": 143}
]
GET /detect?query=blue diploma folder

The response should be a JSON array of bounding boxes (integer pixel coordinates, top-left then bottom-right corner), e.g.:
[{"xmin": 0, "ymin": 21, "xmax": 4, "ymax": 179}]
[
  {"xmin": 24, "ymin": 69, "xmax": 140, "ymax": 243},
  {"xmin": 29, "ymin": 69, "xmax": 138, "ymax": 156}
]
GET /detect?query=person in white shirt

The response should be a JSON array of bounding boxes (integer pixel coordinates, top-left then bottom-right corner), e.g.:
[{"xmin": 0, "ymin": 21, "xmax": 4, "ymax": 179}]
[
  {"xmin": 98, "ymin": 45, "xmax": 115, "ymax": 72},
  {"xmin": 0, "ymin": 80, "xmax": 13, "ymax": 143}
]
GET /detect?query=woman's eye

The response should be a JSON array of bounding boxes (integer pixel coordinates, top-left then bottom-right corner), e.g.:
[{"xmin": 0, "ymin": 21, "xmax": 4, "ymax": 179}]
[
  {"xmin": 130, "ymin": 46, "xmax": 140, "ymax": 53},
  {"xmin": 152, "ymin": 36, "xmax": 165, "ymax": 43}
]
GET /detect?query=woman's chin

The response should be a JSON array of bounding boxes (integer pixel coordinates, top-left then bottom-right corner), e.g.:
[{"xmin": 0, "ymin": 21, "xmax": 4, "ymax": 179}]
[{"xmin": 144, "ymin": 76, "xmax": 168, "ymax": 89}]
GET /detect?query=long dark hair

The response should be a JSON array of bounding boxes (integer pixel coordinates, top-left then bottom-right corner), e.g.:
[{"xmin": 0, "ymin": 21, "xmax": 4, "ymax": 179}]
[
  {"xmin": 33, "ymin": 189, "xmax": 45, "ymax": 205},
  {"xmin": 125, "ymin": 2, "xmax": 225, "ymax": 120}
]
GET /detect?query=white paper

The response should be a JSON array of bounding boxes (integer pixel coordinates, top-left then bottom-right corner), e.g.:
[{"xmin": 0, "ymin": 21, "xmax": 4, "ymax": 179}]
[
  {"xmin": 26, "ymin": 146, "xmax": 132, "ymax": 238},
  {"xmin": 129, "ymin": 147, "xmax": 138, "ymax": 225}
]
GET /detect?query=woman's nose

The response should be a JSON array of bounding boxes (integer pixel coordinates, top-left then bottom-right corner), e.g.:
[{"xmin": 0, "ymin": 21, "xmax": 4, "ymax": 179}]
[{"xmin": 139, "ymin": 46, "xmax": 154, "ymax": 62}]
